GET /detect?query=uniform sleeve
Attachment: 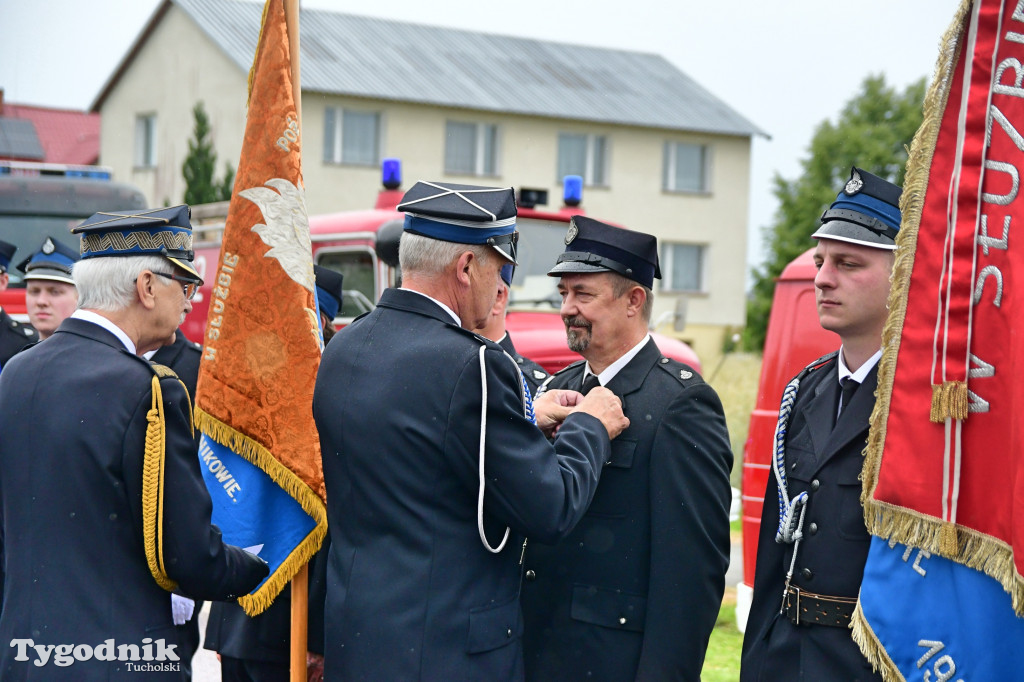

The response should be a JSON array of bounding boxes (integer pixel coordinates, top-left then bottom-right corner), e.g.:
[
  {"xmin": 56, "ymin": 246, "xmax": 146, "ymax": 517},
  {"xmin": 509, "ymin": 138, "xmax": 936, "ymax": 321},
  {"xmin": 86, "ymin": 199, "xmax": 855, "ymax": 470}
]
[
  {"xmin": 637, "ymin": 381, "xmax": 733, "ymax": 681},
  {"xmin": 123, "ymin": 374, "xmax": 268, "ymax": 601},
  {"xmin": 445, "ymin": 344, "xmax": 610, "ymax": 544}
]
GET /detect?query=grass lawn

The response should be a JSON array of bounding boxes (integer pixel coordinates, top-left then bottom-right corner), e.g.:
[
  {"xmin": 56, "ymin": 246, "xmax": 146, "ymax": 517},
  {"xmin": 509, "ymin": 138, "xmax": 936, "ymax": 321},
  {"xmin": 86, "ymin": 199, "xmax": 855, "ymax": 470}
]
[{"xmin": 701, "ymin": 589, "xmax": 743, "ymax": 682}]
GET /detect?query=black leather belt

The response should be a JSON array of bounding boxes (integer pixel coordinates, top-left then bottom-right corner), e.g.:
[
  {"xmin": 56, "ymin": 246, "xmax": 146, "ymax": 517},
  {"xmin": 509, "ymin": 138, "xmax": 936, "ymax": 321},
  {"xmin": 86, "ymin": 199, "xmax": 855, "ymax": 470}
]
[{"xmin": 784, "ymin": 586, "xmax": 857, "ymax": 627}]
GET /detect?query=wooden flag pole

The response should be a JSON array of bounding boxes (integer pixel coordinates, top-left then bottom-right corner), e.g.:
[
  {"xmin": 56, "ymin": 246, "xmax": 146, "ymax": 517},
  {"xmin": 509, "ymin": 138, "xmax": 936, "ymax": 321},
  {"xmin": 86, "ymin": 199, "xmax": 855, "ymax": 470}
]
[{"xmin": 283, "ymin": 2, "xmax": 307, "ymax": 680}]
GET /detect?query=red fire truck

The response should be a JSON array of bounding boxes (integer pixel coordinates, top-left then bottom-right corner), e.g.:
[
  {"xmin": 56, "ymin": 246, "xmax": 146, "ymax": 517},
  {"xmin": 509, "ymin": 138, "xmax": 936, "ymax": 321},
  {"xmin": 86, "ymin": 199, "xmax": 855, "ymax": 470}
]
[
  {"xmin": 185, "ymin": 165, "xmax": 702, "ymax": 374},
  {"xmin": 0, "ymin": 161, "xmax": 147, "ymax": 316},
  {"xmin": 736, "ymin": 248, "xmax": 837, "ymax": 630}
]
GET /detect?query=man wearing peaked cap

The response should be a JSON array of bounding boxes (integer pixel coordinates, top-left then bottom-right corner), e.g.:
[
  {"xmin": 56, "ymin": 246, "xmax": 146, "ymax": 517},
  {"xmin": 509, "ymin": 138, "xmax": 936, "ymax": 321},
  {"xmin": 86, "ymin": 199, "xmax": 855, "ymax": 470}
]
[
  {"xmin": 0, "ymin": 239, "xmax": 39, "ymax": 370},
  {"xmin": 313, "ymin": 264, "xmax": 344, "ymax": 345},
  {"xmin": 478, "ymin": 263, "xmax": 549, "ymax": 396},
  {"xmin": 313, "ymin": 181, "xmax": 629, "ymax": 681},
  {"xmin": 741, "ymin": 167, "xmax": 899, "ymax": 682},
  {"xmin": 18, "ymin": 236, "xmax": 80, "ymax": 341},
  {"xmin": 521, "ymin": 215, "xmax": 733, "ymax": 681},
  {"xmin": 0, "ymin": 205, "xmax": 269, "ymax": 680}
]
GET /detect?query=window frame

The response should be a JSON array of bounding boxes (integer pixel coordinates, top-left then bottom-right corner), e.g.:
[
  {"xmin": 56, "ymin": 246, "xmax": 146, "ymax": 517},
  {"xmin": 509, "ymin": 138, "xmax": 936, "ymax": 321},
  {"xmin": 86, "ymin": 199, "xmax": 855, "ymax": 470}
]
[
  {"xmin": 323, "ymin": 107, "xmax": 383, "ymax": 167},
  {"xmin": 134, "ymin": 113, "xmax": 157, "ymax": 170},
  {"xmin": 556, "ymin": 132, "xmax": 609, "ymax": 187},
  {"xmin": 660, "ymin": 242, "xmax": 707, "ymax": 294},
  {"xmin": 444, "ymin": 120, "xmax": 500, "ymax": 177},
  {"xmin": 662, "ymin": 141, "xmax": 711, "ymax": 194}
]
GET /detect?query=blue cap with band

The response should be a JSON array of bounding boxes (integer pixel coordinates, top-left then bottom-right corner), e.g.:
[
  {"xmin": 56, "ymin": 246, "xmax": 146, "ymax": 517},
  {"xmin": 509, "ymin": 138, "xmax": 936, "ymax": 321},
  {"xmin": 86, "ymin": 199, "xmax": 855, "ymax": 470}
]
[
  {"xmin": 812, "ymin": 167, "xmax": 902, "ymax": 250},
  {"xmin": 71, "ymin": 205, "xmax": 202, "ymax": 282},
  {"xmin": 397, "ymin": 181, "xmax": 519, "ymax": 265},
  {"xmin": 17, "ymin": 236, "xmax": 80, "ymax": 285},
  {"xmin": 547, "ymin": 216, "xmax": 661, "ymax": 289},
  {"xmin": 314, "ymin": 265, "xmax": 344, "ymax": 321}
]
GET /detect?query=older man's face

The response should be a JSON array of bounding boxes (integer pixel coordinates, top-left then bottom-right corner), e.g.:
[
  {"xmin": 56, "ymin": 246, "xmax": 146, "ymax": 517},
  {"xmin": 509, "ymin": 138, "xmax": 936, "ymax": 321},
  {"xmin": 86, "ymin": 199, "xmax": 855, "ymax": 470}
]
[{"xmin": 557, "ymin": 272, "xmax": 633, "ymax": 357}]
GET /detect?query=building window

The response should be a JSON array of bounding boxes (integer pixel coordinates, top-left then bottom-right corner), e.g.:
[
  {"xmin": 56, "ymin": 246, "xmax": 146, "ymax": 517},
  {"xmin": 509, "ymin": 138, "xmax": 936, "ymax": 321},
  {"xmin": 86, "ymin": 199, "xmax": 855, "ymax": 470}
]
[
  {"xmin": 557, "ymin": 133, "xmax": 607, "ymax": 186},
  {"xmin": 134, "ymin": 114, "xmax": 157, "ymax": 168},
  {"xmin": 661, "ymin": 243, "xmax": 705, "ymax": 292},
  {"xmin": 445, "ymin": 121, "xmax": 498, "ymax": 176},
  {"xmin": 324, "ymin": 108, "xmax": 381, "ymax": 166},
  {"xmin": 663, "ymin": 142, "xmax": 710, "ymax": 193}
]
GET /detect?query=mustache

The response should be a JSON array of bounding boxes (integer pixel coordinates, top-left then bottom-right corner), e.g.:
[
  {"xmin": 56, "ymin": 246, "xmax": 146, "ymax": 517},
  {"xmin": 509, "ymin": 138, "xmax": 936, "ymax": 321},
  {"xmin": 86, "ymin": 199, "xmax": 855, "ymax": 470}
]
[{"xmin": 563, "ymin": 315, "xmax": 591, "ymax": 330}]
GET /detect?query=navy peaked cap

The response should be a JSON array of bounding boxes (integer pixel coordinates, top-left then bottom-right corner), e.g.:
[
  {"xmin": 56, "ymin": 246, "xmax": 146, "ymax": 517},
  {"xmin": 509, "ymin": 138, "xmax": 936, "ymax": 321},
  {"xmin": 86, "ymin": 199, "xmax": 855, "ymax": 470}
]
[
  {"xmin": 71, "ymin": 205, "xmax": 202, "ymax": 281},
  {"xmin": 813, "ymin": 167, "xmax": 902, "ymax": 250},
  {"xmin": 398, "ymin": 181, "xmax": 519, "ymax": 264},
  {"xmin": 17, "ymin": 236, "xmax": 80, "ymax": 285},
  {"xmin": 548, "ymin": 216, "xmax": 661, "ymax": 289},
  {"xmin": 0, "ymin": 239, "xmax": 15, "ymax": 272},
  {"xmin": 314, "ymin": 265, "xmax": 344, "ymax": 321}
]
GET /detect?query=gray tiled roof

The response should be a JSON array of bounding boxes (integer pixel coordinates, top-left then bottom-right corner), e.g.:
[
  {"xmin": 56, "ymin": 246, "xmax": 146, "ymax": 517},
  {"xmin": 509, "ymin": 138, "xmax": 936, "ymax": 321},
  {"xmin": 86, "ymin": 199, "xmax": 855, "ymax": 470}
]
[
  {"xmin": 173, "ymin": 0, "xmax": 763, "ymax": 138},
  {"xmin": 0, "ymin": 118, "xmax": 44, "ymax": 161}
]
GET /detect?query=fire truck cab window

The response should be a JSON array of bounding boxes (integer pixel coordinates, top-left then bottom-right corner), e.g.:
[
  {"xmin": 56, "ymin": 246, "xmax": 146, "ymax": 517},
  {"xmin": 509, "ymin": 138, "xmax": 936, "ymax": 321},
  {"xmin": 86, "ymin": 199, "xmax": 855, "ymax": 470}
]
[{"xmin": 316, "ymin": 249, "xmax": 376, "ymax": 318}]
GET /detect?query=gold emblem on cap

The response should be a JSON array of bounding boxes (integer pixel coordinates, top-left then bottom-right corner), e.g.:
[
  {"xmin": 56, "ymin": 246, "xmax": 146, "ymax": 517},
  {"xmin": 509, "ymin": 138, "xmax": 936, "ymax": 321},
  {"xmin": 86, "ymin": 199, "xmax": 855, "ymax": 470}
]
[
  {"xmin": 844, "ymin": 169, "xmax": 863, "ymax": 196},
  {"xmin": 42, "ymin": 238, "xmax": 55, "ymax": 255},
  {"xmin": 565, "ymin": 224, "xmax": 578, "ymax": 245}
]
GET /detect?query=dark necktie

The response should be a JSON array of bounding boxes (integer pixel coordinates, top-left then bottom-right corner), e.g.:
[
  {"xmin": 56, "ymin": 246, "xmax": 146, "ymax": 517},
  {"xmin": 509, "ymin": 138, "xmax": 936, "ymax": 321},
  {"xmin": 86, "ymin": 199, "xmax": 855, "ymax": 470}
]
[
  {"xmin": 581, "ymin": 373, "xmax": 601, "ymax": 395},
  {"xmin": 836, "ymin": 377, "xmax": 860, "ymax": 425}
]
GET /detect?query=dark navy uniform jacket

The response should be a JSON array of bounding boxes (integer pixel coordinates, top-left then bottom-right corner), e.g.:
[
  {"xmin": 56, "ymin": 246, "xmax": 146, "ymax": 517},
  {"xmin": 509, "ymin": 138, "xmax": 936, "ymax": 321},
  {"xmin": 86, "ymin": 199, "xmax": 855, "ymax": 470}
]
[
  {"xmin": 312, "ymin": 287, "xmax": 611, "ymax": 681},
  {"xmin": 522, "ymin": 338, "xmax": 733, "ymax": 682},
  {"xmin": 499, "ymin": 332, "xmax": 549, "ymax": 396},
  {"xmin": 0, "ymin": 318, "xmax": 268, "ymax": 680},
  {"xmin": 741, "ymin": 356, "xmax": 882, "ymax": 682},
  {"xmin": 0, "ymin": 308, "xmax": 37, "ymax": 370}
]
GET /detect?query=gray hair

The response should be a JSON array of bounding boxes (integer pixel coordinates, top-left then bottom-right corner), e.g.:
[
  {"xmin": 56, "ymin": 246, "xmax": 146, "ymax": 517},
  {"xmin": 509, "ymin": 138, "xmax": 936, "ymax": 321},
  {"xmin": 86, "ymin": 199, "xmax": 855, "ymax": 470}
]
[
  {"xmin": 73, "ymin": 255, "xmax": 176, "ymax": 311},
  {"xmin": 398, "ymin": 232, "xmax": 492, "ymax": 276},
  {"xmin": 608, "ymin": 272, "xmax": 654, "ymax": 322}
]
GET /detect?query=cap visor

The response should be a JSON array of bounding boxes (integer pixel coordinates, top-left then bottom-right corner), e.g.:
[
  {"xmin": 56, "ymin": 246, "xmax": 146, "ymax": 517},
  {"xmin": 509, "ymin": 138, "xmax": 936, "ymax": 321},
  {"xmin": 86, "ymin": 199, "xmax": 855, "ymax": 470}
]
[
  {"xmin": 24, "ymin": 268, "xmax": 76, "ymax": 285},
  {"xmin": 168, "ymin": 257, "xmax": 203, "ymax": 284},
  {"xmin": 490, "ymin": 244, "xmax": 518, "ymax": 265},
  {"xmin": 812, "ymin": 221, "xmax": 896, "ymax": 251}
]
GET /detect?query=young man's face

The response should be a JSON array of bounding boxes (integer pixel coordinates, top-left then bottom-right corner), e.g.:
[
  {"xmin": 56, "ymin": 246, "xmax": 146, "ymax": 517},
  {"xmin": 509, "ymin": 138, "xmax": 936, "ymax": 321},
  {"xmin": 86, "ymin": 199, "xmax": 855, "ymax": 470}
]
[
  {"xmin": 26, "ymin": 280, "xmax": 78, "ymax": 339},
  {"xmin": 813, "ymin": 239, "xmax": 894, "ymax": 344}
]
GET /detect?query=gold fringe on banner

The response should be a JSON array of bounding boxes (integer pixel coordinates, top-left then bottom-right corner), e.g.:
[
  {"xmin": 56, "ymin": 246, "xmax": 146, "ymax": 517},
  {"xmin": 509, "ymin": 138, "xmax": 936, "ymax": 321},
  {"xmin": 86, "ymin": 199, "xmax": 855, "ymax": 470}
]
[
  {"xmin": 247, "ymin": 0, "xmax": 274, "ymax": 105},
  {"xmin": 194, "ymin": 407, "xmax": 328, "ymax": 617},
  {"xmin": 929, "ymin": 381, "xmax": 969, "ymax": 421},
  {"xmin": 939, "ymin": 522, "xmax": 959, "ymax": 556},
  {"xmin": 851, "ymin": 601, "xmax": 903, "ymax": 682}
]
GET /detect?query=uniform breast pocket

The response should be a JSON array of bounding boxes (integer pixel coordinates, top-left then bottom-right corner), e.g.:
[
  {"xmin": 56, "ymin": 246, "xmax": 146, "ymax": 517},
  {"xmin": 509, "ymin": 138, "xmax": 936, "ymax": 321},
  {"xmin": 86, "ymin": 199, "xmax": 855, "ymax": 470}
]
[
  {"xmin": 585, "ymin": 439, "xmax": 636, "ymax": 519},
  {"xmin": 466, "ymin": 594, "xmax": 522, "ymax": 654},
  {"xmin": 835, "ymin": 466, "xmax": 870, "ymax": 542}
]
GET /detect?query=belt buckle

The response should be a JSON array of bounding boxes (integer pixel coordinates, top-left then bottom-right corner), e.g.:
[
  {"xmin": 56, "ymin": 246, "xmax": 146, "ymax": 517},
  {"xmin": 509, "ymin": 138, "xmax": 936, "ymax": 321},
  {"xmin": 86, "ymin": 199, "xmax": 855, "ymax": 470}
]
[{"xmin": 785, "ymin": 586, "xmax": 801, "ymax": 625}]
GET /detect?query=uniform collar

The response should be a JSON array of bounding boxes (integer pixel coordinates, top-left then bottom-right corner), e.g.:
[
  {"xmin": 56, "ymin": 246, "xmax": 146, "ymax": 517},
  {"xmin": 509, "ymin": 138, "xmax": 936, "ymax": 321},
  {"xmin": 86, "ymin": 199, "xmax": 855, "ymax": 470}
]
[
  {"xmin": 72, "ymin": 309, "xmax": 136, "ymax": 355},
  {"xmin": 585, "ymin": 333, "xmax": 651, "ymax": 386},
  {"xmin": 837, "ymin": 347, "xmax": 881, "ymax": 385},
  {"xmin": 400, "ymin": 287, "xmax": 461, "ymax": 326}
]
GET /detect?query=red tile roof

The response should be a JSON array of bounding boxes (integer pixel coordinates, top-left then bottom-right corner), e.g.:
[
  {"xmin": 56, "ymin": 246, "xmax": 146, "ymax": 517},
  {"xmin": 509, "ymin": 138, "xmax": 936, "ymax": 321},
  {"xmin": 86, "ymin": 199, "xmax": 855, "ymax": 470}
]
[{"xmin": 1, "ymin": 103, "xmax": 100, "ymax": 165}]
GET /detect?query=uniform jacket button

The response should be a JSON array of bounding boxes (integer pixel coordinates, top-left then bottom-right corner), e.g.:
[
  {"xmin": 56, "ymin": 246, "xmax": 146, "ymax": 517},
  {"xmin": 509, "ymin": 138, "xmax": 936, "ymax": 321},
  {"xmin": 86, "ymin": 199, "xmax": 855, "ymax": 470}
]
[
  {"xmin": 506, "ymin": 628, "xmax": 513, "ymax": 638},
  {"xmin": 801, "ymin": 568, "xmax": 813, "ymax": 581},
  {"xmin": 810, "ymin": 479, "xmax": 820, "ymax": 491},
  {"xmin": 808, "ymin": 522, "xmax": 818, "ymax": 535},
  {"xmin": 618, "ymin": 617, "xmax": 627, "ymax": 626},
  {"xmin": 525, "ymin": 570, "xmax": 536, "ymax": 581}
]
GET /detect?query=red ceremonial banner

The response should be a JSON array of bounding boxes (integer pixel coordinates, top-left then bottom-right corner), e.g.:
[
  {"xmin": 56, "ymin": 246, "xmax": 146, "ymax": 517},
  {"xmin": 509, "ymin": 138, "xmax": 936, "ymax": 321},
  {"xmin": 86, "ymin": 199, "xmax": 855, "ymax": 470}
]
[{"xmin": 862, "ymin": 0, "xmax": 1024, "ymax": 612}]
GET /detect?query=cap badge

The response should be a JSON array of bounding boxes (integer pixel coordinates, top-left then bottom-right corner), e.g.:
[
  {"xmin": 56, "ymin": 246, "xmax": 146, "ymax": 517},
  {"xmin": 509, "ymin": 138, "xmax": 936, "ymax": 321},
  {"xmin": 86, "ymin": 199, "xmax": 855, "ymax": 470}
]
[
  {"xmin": 564, "ymin": 224, "xmax": 578, "ymax": 245},
  {"xmin": 844, "ymin": 169, "xmax": 864, "ymax": 196},
  {"xmin": 42, "ymin": 238, "xmax": 55, "ymax": 255}
]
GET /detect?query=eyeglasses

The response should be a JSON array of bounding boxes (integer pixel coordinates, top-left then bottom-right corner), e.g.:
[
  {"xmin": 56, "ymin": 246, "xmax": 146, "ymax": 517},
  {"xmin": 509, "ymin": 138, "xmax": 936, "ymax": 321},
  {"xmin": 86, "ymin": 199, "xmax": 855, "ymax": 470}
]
[{"xmin": 152, "ymin": 271, "xmax": 201, "ymax": 301}]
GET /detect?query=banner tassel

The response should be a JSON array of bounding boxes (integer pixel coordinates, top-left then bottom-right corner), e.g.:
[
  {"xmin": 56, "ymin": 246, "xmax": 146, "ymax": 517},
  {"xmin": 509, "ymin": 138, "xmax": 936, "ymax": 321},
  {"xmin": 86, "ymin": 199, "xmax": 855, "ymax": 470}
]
[{"xmin": 939, "ymin": 522, "xmax": 959, "ymax": 555}]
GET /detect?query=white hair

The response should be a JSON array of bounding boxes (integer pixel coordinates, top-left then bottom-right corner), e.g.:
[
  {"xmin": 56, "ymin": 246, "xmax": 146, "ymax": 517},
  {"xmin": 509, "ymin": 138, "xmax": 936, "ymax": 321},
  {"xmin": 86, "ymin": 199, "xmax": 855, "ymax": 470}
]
[
  {"xmin": 73, "ymin": 255, "xmax": 175, "ymax": 311},
  {"xmin": 398, "ymin": 232, "xmax": 491, "ymax": 276}
]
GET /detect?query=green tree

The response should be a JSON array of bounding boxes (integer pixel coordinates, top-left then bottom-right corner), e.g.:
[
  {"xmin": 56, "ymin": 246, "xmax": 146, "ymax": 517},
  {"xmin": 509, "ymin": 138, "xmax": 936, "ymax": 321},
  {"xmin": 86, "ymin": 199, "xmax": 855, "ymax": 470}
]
[
  {"xmin": 743, "ymin": 74, "xmax": 926, "ymax": 351},
  {"xmin": 182, "ymin": 101, "xmax": 235, "ymax": 205}
]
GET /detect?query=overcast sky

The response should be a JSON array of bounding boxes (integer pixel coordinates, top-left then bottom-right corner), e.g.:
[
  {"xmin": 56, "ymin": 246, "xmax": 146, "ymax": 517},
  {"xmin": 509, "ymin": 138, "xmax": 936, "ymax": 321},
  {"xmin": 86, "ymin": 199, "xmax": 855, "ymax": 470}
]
[{"xmin": 0, "ymin": 0, "xmax": 962, "ymax": 273}]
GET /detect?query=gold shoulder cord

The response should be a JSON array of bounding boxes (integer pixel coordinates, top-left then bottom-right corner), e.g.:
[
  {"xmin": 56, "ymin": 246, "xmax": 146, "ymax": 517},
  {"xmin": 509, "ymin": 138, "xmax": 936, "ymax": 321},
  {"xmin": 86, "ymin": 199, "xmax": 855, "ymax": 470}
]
[{"xmin": 142, "ymin": 366, "xmax": 183, "ymax": 591}]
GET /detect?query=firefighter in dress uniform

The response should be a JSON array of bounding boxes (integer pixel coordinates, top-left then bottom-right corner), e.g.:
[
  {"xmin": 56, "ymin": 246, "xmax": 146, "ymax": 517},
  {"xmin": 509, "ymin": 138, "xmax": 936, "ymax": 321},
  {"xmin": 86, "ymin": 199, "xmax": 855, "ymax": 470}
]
[
  {"xmin": 741, "ymin": 168, "xmax": 901, "ymax": 682},
  {"xmin": 0, "ymin": 239, "xmax": 38, "ymax": 371}
]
